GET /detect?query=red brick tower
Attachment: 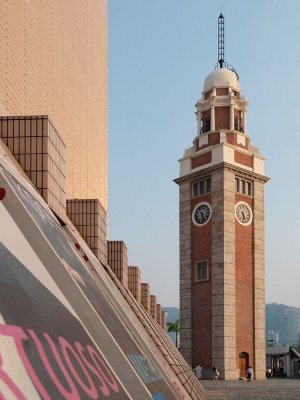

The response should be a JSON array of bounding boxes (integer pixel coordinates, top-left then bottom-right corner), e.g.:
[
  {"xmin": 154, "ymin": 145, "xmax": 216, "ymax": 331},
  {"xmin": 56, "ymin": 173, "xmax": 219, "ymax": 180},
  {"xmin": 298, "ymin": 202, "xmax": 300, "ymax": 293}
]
[{"xmin": 175, "ymin": 14, "xmax": 269, "ymax": 380}]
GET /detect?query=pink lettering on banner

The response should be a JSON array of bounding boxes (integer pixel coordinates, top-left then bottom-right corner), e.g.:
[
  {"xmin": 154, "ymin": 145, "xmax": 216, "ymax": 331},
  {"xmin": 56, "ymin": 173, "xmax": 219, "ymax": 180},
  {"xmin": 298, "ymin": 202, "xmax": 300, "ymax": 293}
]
[
  {"xmin": 28, "ymin": 330, "xmax": 80, "ymax": 400},
  {"xmin": 59, "ymin": 337, "xmax": 98, "ymax": 399},
  {"xmin": 75, "ymin": 342, "xmax": 110, "ymax": 396},
  {"xmin": 0, "ymin": 324, "xmax": 51, "ymax": 400},
  {"xmin": 0, "ymin": 353, "xmax": 26, "ymax": 400},
  {"xmin": 87, "ymin": 345, "xmax": 119, "ymax": 393},
  {"xmin": 0, "ymin": 324, "xmax": 121, "ymax": 399}
]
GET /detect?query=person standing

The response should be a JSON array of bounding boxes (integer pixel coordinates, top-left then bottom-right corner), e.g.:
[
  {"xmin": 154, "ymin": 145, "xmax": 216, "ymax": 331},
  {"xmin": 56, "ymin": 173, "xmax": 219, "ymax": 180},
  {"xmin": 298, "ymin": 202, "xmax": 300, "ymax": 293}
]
[
  {"xmin": 247, "ymin": 366, "xmax": 253, "ymax": 382},
  {"xmin": 194, "ymin": 364, "xmax": 202, "ymax": 380},
  {"xmin": 267, "ymin": 367, "xmax": 272, "ymax": 379},
  {"xmin": 212, "ymin": 366, "xmax": 219, "ymax": 384}
]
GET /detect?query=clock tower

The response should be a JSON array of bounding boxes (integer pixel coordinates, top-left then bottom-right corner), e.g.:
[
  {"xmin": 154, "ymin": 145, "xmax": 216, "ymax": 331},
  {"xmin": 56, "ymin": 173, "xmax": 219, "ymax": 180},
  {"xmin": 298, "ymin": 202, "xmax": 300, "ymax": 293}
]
[{"xmin": 175, "ymin": 14, "xmax": 269, "ymax": 380}]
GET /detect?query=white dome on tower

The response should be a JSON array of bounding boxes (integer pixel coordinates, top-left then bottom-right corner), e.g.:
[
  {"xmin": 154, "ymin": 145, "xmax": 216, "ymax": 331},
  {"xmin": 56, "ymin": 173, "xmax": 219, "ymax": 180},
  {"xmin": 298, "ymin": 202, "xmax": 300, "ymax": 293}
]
[{"xmin": 204, "ymin": 68, "xmax": 240, "ymax": 92}]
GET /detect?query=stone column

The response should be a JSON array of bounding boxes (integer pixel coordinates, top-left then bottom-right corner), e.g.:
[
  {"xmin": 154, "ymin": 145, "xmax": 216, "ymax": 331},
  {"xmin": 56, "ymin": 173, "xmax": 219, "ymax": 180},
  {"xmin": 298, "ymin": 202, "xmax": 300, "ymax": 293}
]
[
  {"xmin": 211, "ymin": 106, "xmax": 215, "ymax": 131},
  {"xmin": 179, "ymin": 180, "xmax": 192, "ymax": 365},
  {"xmin": 197, "ymin": 111, "xmax": 202, "ymax": 136},
  {"xmin": 230, "ymin": 105, "xmax": 234, "ymax": 130},
  {"xmin": 286, "ymin": 355, "xmax": 291, "ymax": 378},
  {"xmin": 253, "ymin": 180, "xmax": 266, "ymax": 379},
  {"xmin": 243, "ymin": 110, "xmax": 247, "ymax": 133},
  {"xmin": 211, "ymin": 168, "xmax": 238, "ymax": 380}
]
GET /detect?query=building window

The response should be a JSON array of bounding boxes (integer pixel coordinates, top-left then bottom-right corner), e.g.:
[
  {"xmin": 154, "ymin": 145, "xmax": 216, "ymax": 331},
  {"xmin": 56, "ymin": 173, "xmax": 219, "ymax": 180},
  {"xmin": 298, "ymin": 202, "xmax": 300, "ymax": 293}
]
[
  {"xmin": 204, "ymin": 117, "xmax": 211, "ymax": 133},
  {"xmin": 235, "ymin": 177, "xmax": 252, "ymax": 197},
  {"xmin": 247, "ymin": 182, "xmax": 252, "ymax": 196},
  {"xmin": 235, "ymin": 177, "xmax": 240, "ymax": 192},
  {"xmin": 242, "ymin": 179, "xmax": 246, "ymax": 194},
  {"xmin": 196, "ymin": 261, "xmax": 209, "ymax": 282},
  {"xmin": 206, "ymin": 178, "xmax": 211, "ymax": 193},
  {"xmin": 193, "ymin": 177, "xmax": 211, "ymax": 197},
  {"xmin": 234, "ymin": 116, "xmax": 239, "ymax": 131}
]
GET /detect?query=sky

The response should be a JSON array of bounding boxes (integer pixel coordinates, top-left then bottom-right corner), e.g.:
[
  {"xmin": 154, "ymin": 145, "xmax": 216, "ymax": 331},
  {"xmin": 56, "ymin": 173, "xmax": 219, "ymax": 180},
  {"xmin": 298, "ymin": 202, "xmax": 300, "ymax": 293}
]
[{"xmin": 108, "ymin": 0, "xmax": 300, "ymax": 308}]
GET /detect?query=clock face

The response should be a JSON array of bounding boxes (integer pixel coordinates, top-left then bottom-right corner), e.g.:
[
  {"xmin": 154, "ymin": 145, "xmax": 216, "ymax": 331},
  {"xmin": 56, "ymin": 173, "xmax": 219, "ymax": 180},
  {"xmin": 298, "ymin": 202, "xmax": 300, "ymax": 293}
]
[
  {"xmin": 192, "ymin": 202, "xmax": 212, "ymax": 226},
  {"xmin": 235, "ymin": 201, "xmax": 253, "ymax": 226}
]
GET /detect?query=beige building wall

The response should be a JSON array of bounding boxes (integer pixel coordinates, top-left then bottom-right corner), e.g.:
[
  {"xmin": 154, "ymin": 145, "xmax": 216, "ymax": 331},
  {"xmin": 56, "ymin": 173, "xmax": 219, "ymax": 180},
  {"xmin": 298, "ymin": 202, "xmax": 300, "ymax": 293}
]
[
  {"xmin": 0, "ymin": 115, "xmax": 66, "ymax": 221},
  {"xmin": 128, "ymin": 266, "xmax": 141, "ymax": 303},
  {"xmin": 107, "ymin": 241, "xmax": 128, "ymax": 288},
  {"xmin": 156, "ymin": 304, "xmax": 162, "ymax": 325},
  {"xmin": 0, "ymin": 0, "xmax": 107, "ymax": 209},
  {"xmin": 141, "ymin": 283, "xmax": 151, "ymax": 313},
  {"xmin": 67, "ymin": 199, "xmax": 107, "ymax": 266},
  {"xmin": 150, "ymin": 295, "xmax": 157, "ymax": 320}
]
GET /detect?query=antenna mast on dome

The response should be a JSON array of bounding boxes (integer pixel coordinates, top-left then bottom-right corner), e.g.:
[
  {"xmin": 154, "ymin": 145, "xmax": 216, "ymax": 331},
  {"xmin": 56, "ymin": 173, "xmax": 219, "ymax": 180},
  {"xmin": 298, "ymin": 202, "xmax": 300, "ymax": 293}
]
[
  {"xmin": 218, "ymin": 13, "xmax": 225, "ymax": 68},
  {"xmin": 216, "ymin": 13, "xmax": 239, "ymax": 80}
]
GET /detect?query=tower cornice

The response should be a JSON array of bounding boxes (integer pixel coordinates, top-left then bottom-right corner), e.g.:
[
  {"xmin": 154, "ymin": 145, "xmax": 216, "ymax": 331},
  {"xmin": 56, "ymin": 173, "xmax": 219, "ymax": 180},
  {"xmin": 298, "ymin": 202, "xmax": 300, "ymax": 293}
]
[
  {"xmin": 196, "ymin": 96, "xmax": 248, "ymax": 112},
  {"xmin": 174, "ymin": 161, "xmax": 270, "ymax": 185}
]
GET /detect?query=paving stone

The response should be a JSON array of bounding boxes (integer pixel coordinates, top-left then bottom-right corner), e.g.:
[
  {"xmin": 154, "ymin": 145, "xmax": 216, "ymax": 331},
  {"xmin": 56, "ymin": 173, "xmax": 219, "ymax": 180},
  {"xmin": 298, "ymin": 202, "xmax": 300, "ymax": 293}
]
[{"xmin": 201, "ymin": 378, "xmax": 300, "ymax": 400}]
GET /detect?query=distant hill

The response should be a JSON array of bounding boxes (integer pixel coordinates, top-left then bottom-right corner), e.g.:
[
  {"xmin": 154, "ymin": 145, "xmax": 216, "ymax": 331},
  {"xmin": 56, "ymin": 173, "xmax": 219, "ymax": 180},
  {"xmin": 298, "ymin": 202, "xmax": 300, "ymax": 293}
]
[
  {"xmin": 266, "ymin": 303, "xmax": 292, "ymax": 334},
  {"xmin": 266, "ymin": 303, "xmax": 300, "ymax": 345},
  {"xmin": 163, "ymin": 304, "xmax": 300, "ymax": 346}
]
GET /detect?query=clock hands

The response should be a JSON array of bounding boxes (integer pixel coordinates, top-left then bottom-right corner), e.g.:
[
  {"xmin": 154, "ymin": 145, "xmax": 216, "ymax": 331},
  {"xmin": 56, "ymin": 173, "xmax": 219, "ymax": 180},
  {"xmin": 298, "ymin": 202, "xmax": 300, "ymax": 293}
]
[
  {"xmin": 241, "ymin": 210, "xmax": 246, "ymax": 221},
  {"xmin": 236, "ymin": 202, "xmax": 252, "ymax": 225},
  {"xmin": 193, "ymin": 203, "xmax": 212, "ymax": 226}
]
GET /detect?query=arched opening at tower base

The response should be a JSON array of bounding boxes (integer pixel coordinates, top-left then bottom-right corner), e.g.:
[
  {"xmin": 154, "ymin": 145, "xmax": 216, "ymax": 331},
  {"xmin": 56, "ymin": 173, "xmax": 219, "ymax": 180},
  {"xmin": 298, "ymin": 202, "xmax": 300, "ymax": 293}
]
[{"xmin": 239, "ymin": 352, "xmax": 249, "ymax": 378}]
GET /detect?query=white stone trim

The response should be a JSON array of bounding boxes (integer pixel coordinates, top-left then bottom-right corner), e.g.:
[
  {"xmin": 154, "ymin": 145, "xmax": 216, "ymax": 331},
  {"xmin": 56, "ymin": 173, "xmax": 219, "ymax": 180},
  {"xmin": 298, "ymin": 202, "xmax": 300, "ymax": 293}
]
[
  {"xmin": 230, "ymin": 105, "xmax": 234, "ymax": 130},
  {"xmin": 253, "ymin": 156, "xmax": 264, "ymax": 175},
  {"xmin": 179, "ymin": 157, "xmax": 191, "ymax": 177},
  {"xmin": 236, "ymin": 132, "xmax": 246, "ymax": 146},
  {"xmin": 211, "ymin": 106, "xmax": 215, "ymax": 130},
  {"xmin": 198, "ymin": 134, "xmax": 208, "ymax": 147},
  {"xmin": 178, "ymin": 142, "xmax": 267, "ymax": 179}
]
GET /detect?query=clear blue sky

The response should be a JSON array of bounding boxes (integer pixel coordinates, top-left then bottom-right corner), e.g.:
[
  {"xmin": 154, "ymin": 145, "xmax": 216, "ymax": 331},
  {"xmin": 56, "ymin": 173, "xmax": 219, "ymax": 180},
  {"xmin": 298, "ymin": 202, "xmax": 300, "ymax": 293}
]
[{"xmin": 108, "ymin": 0, "xmax": 300, "ymax": 308}]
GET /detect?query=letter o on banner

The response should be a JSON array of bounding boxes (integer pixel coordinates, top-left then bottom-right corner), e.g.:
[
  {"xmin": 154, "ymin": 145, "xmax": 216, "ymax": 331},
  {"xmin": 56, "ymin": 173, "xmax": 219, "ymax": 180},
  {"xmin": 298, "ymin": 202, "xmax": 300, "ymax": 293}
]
[{"xmin": 59, "ymin": 337, "xmax": 98, "ymax": 400}]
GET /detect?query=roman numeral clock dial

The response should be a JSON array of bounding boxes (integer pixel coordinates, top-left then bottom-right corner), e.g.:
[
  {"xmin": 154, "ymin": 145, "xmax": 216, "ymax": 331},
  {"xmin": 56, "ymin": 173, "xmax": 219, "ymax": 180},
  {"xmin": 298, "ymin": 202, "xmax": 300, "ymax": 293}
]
[
  {"xmin": 235, "ymin": 201, "xmax": 253, "ymax": 226},
  {"xmin": 192, "ymin": 202, "xmax": 212, "ymax": 226}
]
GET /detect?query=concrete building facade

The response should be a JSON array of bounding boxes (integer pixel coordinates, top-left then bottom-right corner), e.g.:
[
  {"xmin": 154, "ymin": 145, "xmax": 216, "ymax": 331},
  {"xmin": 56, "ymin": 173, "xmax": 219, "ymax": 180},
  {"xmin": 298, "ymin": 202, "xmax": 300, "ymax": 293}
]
[
  {"xmin": 0, "ymin": 0, "xmax": 107, "ymax": 209},
  {"xmin": 175, "ymin": 67, "xmax": 269, "ymax": 380},
  {"xmin": 107, "ymin": 240, "xmax": 128, "ymax": 287}
]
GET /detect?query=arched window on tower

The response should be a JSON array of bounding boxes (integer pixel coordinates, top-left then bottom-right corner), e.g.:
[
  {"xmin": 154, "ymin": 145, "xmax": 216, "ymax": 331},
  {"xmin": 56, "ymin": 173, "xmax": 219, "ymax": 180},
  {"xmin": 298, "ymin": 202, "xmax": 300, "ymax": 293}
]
[
  {"xmin": 234, "ymin": 116, "xmax": 239, "ymax": 131},
  {"xmin": 204, "ymin": 117, "xmax": 211, "ymax": 133}
]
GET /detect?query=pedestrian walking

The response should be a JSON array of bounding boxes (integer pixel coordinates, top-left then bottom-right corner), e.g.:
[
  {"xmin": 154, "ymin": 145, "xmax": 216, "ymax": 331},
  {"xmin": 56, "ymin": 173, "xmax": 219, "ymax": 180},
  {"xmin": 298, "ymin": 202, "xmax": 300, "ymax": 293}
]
[
  {"xmin": 193, "ymin": 364, "xmax": 202, "ymax": 380},
  {"xmin": 266, "ymin": 367, "xmax": 272, "ymax": 379},
  {"xmin": 246, "ymin": 366, "xmax": 253, "ymax": 382},
  {"xmin": 212, "ymin": 366, "xmax": 219, "ymax": 384}
]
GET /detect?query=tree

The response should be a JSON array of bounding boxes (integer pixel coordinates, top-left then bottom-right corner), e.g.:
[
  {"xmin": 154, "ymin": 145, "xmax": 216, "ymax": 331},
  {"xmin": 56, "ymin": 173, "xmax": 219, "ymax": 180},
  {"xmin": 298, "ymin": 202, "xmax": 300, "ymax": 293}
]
[{"xmin": 167, "ymin": 319, "xmax": 180, "ymax": 348}]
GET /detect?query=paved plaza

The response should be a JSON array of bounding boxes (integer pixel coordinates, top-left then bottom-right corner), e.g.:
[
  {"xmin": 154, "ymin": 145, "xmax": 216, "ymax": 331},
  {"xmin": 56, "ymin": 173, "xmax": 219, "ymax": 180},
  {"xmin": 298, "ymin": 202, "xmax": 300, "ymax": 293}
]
[{"xmin": 201, "ymin": 378, "xmax": 300, "ymax": 400}]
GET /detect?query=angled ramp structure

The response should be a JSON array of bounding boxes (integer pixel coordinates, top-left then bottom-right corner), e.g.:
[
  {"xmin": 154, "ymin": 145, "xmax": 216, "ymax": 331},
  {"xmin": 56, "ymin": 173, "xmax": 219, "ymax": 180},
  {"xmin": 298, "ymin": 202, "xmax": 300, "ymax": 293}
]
[{"xmin": 0, "ymin": 146, "xmax": 206, "ymax": 399}]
